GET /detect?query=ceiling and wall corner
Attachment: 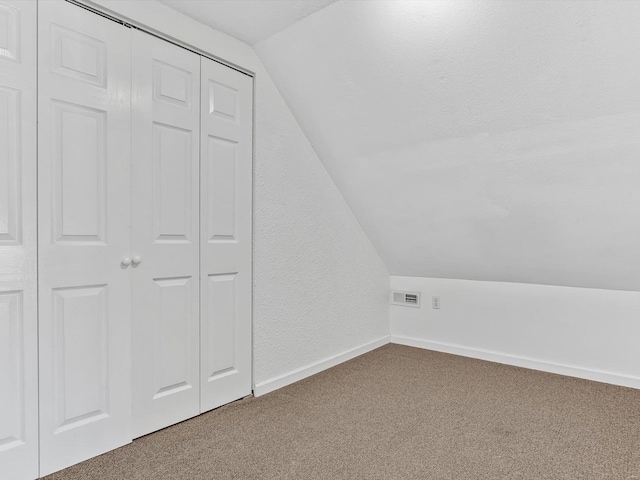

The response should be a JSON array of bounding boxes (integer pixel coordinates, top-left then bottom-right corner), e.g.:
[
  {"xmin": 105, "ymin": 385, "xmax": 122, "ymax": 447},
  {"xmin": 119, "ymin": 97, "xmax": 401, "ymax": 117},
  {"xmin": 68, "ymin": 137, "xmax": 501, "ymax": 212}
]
[
  {"xmin": 251, "ymin": 0, "xmax": 640, "ymax": 292},
  {"xmin": 158, "ymin": 0, "xmax": 340, "ymax": 45}
]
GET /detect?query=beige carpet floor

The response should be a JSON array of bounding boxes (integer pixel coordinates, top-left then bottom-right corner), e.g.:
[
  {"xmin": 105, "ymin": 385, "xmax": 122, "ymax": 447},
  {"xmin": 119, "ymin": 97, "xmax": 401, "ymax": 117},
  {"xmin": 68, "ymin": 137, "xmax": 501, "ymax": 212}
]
[{"xmin": 44, "ymin": 344, "xmax": 640, "ymax": 479}]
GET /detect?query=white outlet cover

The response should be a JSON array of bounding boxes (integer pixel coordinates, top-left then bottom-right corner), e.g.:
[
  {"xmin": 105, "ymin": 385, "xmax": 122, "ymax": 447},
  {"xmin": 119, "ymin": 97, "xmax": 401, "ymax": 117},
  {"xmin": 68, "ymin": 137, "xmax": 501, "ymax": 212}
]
[{"xmin": 432, "ymin": 296, "xmax": 441, "ymax": 309}]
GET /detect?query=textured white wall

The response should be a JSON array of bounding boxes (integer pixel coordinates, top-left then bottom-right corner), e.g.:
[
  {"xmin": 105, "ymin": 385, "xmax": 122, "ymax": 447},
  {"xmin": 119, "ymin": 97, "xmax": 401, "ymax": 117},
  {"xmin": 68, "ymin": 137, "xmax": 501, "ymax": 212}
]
[
  {"xmin": 255, "ymin": 0, "xmax": 640, "ymax": 291},
  {"xmin": 88, "ymin": 0, "xmax": 390, "ymax": 387},
  {"xmin": 252, "ymin": 68, "xmax": 389, "ymax": 384},
  {"xmin": 391, "ymin": 276, "xmax": 640, "ymax": 388}
]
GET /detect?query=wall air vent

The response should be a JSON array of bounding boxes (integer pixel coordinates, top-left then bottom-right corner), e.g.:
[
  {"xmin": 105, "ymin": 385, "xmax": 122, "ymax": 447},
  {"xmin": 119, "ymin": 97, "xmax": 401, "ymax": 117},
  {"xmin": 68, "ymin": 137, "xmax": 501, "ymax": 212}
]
[{"xmin": 391, "ymin": 290, "xmax": 421, "ymax": 308}]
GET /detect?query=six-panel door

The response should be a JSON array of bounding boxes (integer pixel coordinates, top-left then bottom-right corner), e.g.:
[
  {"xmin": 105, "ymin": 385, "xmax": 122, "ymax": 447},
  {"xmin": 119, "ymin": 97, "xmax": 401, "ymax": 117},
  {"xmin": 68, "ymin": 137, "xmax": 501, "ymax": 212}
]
[
  {"xmin": 131, "ymin": 30, "xmax": 201, "ymax": 438},
  {"xmin": 200, "ymin": 57, "xmax": 253, "ymax": 412},
  {"xmin": 37, "ymin": 1, "xmax": 133, "ymax": 475},
  {"xmin": 0, "ymin": 1, "xmax": 38, "ymax": 479}
]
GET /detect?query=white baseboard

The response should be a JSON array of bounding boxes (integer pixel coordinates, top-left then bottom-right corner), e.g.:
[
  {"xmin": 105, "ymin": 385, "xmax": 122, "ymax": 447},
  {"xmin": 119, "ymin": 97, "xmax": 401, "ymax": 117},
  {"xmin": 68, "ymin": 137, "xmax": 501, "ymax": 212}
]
[
  {"xmin": 253, "ymin": 335, "xmax": 391, "ymax": 397},
  {"xmin": 391, "ymin": 335, "xmax": 640, "ymax": 390}
]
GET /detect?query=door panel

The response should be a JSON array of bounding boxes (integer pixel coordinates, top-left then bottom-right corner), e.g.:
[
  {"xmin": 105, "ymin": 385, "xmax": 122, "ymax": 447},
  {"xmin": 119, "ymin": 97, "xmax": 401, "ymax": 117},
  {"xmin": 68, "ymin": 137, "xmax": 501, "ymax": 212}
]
[
  {"xmin": 51, "ymin": 285, "xmax": 109, "ymax": 432},
  {"xmin": 132, "ymin": 30, "xmax": 200, "ymax": 438},
  {"xmin": 206, "ymin": 273, "xmax": 237, "ymax": 380},
  {"xmin": 52, "ymin": 102, "xmax": 107, "ymax": 242},
  {"xmin": 38, "ymin": 1, "xmax": 132, "ymax": 475},
  {"xmin": 0, "ymin": 1, "xmax": 37, "ymax": 478},
  {"xmin": 200, "ymin": 57, "xmax": 253, "ymax": 412},
  {"xmin": 207, "ymin": 136, "xmax": 237, "ymax": 240},
  {"xmin": 152, "ymin": 123, "xmax": 192, "ymax": 242}
]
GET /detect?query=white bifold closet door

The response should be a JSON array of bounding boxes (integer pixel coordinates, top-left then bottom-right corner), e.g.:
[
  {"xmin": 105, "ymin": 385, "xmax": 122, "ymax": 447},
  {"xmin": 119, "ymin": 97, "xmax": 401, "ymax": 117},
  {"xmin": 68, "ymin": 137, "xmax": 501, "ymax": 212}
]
[
  {"xmin": 200, "ymin": 57, "xmax": 253, "ymax": 412},
  {"xmin": 131, "ymin": 30, "xmax": 201, "ymax": 438},
  {"xmin": 0, "ymin": 1, "xmax": 38, "ymax": 479},
  {"xmin": 38, "ymin": 1, "xmax": 133, "ymax": 475}
]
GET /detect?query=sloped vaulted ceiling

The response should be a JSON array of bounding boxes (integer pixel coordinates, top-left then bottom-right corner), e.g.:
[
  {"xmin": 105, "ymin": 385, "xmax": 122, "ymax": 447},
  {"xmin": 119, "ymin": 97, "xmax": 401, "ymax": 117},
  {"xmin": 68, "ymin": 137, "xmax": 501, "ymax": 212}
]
[
  {"xmin": 163, "ymin": 0, "xmax": 640, "ymax": 291},
  {"xmin": 254, "ymin": 0, "xmax": 640, "ymax": 291}
]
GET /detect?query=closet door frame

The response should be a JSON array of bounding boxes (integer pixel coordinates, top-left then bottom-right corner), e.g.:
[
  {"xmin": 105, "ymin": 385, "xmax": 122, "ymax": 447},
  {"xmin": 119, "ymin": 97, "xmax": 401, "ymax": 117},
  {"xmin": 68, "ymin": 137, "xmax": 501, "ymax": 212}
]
[
  {"xmin": 83, "ymin": 0, "xmax": 257, "ymax": 403},
  {"xmin": 76, "ymin": 0, "xmax": 255, "ymax": 426}
]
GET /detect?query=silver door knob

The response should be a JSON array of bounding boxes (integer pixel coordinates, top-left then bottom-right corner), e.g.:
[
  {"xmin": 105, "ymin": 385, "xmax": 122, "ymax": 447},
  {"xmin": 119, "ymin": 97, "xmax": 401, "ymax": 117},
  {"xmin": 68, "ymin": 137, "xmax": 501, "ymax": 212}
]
[
  {"xmin": 132, "ymin": 255, "xmax": 142, "ymax": 266},
  {"xmin": 121, "ymin": 257, "xmax": 132, "ymax": 267}
]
